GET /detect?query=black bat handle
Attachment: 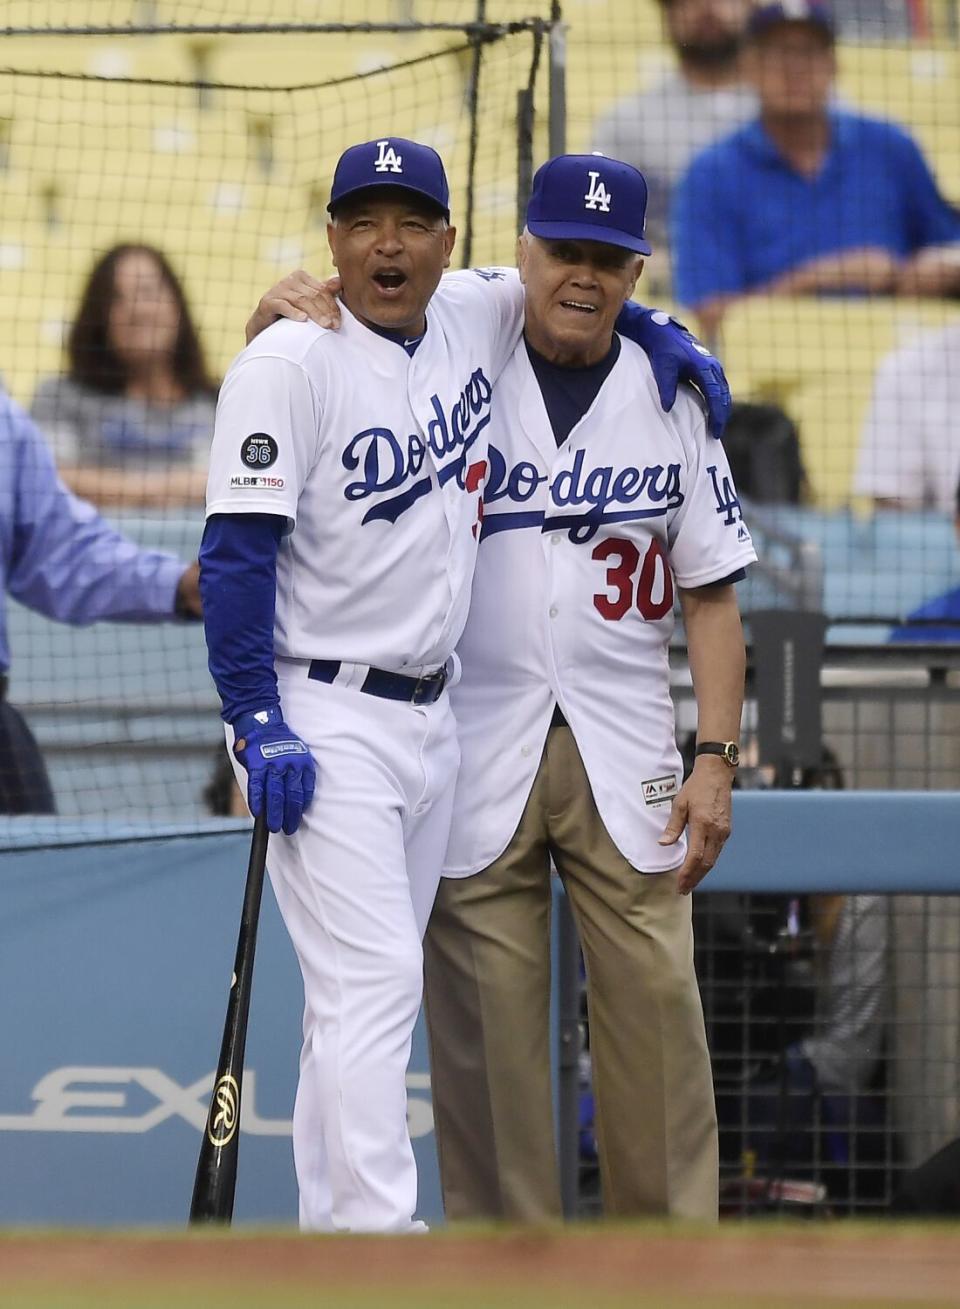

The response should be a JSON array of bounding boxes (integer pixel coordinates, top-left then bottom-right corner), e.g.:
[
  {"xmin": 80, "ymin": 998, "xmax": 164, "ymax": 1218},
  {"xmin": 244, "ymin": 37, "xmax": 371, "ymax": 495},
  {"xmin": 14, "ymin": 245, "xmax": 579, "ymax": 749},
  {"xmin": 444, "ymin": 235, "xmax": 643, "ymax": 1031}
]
[{"xmin": 189, "ymin": 810, "xmax": 270, "ymax": 1223}]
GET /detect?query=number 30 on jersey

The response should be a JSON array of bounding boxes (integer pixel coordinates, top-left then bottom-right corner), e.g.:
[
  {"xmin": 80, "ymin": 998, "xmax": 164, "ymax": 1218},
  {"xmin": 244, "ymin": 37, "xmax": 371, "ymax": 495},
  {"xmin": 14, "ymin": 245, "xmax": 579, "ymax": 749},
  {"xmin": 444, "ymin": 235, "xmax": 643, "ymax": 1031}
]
[{"xmin": 592, "ymin": 536, "xmax": 674, "ymax": 622}]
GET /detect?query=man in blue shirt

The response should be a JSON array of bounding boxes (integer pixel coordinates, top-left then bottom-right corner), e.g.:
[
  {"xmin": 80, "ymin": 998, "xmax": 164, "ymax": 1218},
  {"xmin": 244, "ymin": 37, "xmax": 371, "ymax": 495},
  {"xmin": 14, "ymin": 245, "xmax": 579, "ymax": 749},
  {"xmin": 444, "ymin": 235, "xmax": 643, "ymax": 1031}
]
[
  {"xmin": 0, "ymin": 388, "xmax": 201, "ymax": 812},
  {"xmin": 672, "ymin": 0, "xmax": 960, "ymax": 338}
]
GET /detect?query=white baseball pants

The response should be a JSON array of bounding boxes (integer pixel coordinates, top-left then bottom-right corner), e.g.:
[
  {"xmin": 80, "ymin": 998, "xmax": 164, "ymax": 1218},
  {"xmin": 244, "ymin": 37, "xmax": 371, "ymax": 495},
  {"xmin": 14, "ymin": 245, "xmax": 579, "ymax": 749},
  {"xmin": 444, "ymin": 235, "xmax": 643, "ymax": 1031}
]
[{"xmin": 228, "ymin": 656, "xmax": 459, "ymax": 1231}]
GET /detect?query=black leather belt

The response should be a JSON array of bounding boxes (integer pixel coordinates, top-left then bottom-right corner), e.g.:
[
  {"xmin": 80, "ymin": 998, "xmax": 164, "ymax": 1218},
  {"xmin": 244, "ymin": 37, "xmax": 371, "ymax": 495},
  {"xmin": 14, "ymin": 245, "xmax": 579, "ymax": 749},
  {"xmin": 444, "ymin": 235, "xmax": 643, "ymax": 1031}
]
[
  {"xmin": 308, "ymin": 659, "xmax": 448, "ymax": 705},
  {"xmin": 551, "ymin": 702, "xmax": 568, "ymax": 728},
  {"xmin": 0, "ymin": 674, "xmax": 8, "ymax": 701}
]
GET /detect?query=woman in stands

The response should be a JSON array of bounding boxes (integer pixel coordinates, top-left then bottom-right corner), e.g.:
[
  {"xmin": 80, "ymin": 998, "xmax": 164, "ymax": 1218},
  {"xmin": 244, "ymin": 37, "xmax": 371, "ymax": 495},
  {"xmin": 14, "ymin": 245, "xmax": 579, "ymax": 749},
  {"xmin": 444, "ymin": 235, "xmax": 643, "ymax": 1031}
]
[{"xmin": 31, "ymin": 244, "xmax": 217, "ymax": 508}]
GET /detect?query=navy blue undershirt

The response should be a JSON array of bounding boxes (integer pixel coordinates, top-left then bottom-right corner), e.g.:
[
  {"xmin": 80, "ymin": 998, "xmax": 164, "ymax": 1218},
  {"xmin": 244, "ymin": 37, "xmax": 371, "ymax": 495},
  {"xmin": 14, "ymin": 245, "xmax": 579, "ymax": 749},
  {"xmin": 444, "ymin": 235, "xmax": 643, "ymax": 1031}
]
[
  {"xmin": 365, "ymin": 319, "xmax": 425, "ymax": 356},
  {"xmin": 525, "ymin": 334, "xmax": 621, "ymax": 447}
]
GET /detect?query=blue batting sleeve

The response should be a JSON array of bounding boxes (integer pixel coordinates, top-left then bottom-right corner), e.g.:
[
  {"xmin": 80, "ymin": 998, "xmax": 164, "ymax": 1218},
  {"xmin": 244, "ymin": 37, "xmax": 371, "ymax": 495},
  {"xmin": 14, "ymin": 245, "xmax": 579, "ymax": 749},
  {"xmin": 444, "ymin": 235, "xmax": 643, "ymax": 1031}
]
[{"xmin": 199, "ymin": 513, "xmax": 285, "ymax": 724}]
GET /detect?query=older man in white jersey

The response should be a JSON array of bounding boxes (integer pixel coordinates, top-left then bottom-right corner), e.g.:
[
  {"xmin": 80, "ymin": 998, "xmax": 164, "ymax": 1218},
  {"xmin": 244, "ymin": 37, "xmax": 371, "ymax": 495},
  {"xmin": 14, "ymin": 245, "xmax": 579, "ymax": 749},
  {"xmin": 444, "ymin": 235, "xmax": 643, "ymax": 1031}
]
[{"xmin": 425, "ymin": 155, "xmax": 756, "ymax": 1222}]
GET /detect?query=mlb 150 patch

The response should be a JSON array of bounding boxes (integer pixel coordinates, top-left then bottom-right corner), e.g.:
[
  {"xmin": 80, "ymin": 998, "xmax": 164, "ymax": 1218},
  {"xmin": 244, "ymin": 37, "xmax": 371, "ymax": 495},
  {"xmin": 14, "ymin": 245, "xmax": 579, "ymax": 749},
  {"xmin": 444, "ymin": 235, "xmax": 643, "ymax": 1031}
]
[{"xmin": 230, "ymin": 475, "xmax": 285, "ymax": 490}]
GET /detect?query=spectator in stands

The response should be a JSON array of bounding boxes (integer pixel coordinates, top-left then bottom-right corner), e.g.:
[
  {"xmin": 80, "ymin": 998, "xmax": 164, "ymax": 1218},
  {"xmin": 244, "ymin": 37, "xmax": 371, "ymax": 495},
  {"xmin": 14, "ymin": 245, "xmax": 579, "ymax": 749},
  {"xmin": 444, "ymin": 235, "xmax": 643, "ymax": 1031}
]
[
  {"xmin": 733, "ymin": 890, "xmax": 890, "ymax": 1209},
  {"xmin": 888, "ymin": 477, "xmax": 960, "ymax": 642},
  {"xmin": 591, "ymin": 0, "xmax": 756, "ymax": 254},
  {"xmin": 0, "ymin": 386, "xmax": 202, "ymax": 813},
  {"xmin": 688, "ymin": 737, "xmax": 890, "ymax": 1206},
  {"xmin": 31, "ymin": 244, "xmax": 217, "ymax": 509},
  {"xmin": 853, "ymin": 320, "xmax": 960, "ymax": 513},
  {"xmin": 672, "ymin": 1, "xmax": 960, "ymax": 340}
]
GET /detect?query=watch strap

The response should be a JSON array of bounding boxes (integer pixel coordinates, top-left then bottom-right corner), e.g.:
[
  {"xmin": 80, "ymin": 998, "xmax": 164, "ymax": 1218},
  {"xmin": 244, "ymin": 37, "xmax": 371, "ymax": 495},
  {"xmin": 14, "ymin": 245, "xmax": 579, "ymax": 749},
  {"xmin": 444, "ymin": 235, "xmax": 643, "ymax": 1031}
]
[{"xmin": 695, "ymin": 740, "xmax": 740, "ymax": 766}]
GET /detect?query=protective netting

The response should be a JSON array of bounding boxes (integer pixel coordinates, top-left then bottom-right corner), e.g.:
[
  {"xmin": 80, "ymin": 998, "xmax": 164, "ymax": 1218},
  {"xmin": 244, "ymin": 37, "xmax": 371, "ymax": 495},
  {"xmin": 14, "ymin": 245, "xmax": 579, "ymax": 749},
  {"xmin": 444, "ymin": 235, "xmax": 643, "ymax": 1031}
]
[
  {"xmin": 0, "ymin": 7, "xmax": 546, "ymax": 829},
  {"xmin": 3, "ymin": 0, "xmax": 960, "ymax": 834}
]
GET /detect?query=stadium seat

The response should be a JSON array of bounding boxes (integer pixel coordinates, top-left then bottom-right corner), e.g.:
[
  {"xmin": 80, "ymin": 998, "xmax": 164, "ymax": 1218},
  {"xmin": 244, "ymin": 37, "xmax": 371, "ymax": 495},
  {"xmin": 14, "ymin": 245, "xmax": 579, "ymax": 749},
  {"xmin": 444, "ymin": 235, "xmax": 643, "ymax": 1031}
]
[
  {"xmin": 741, "ymin": 505, "xmax": 958, "ymax": 624},
  {"xmin": 718, "ymin": 298, "xmax": 960, "ymax": 508}
]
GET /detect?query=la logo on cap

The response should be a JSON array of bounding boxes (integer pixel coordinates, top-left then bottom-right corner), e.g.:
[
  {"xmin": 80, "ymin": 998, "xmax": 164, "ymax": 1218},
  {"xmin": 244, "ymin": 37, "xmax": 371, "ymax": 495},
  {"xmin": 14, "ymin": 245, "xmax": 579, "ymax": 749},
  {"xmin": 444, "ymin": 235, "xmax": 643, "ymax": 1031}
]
[
  {"xmin": 374, "ymin": 139, "xmax": 403, "ymax": 174},
  {"xmin": 584, "ymin": 169, "xmax": 611, "ymax": 213}
]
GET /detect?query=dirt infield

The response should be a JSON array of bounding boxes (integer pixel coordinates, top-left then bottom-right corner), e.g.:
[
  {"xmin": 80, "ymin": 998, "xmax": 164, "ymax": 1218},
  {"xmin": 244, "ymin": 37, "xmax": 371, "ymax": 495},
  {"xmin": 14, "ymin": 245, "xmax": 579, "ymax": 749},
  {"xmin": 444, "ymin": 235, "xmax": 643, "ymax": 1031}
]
[{"xmin": 2, "ymin": 1225, "xmax": 960, "ymax": 1309}]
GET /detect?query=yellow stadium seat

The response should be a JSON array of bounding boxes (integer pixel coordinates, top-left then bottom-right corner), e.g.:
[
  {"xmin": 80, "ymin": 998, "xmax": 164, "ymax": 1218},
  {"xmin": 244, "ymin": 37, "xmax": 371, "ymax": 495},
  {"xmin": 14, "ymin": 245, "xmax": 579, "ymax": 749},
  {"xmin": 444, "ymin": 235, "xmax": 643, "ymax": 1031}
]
[
  {"xmin": 718, "ymin": 297, "xmax": 960, "ymax": 507},
  {"xmin": 836, "ymin": 42, "xmax": 960, "ymax": 200}
]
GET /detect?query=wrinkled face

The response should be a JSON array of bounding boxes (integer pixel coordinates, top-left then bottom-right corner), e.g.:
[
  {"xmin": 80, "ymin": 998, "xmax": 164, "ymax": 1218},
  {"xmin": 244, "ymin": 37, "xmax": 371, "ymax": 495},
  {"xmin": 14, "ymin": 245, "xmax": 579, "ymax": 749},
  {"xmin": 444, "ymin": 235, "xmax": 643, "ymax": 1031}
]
[
  {"xmin": 108, "ymin": 250, "xmax": 182, "ymax": 368},
  {"xmin": 518, "ymin": 233, "xmax": 641, "ymax": 364},
  {"xmin": 664, "ymin": 0, "xmax": 753, "ymax": 64},
  {"xmin": 327, "ymin": 189, "xmax": 456, "ymax": 335},
  {"xmin": 747, "ymin": 23, "xmax": 835, "ymax": 116}
]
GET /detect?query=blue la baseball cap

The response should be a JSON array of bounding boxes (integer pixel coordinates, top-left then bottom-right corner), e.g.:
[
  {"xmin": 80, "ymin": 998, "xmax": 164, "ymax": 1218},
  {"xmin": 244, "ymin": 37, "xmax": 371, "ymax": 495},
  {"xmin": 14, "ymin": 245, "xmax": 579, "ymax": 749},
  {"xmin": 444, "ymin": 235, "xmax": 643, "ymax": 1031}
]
[
  {"xmin": 327, "ymin": 137, "xmax": 450, "ymax": 219},
  {"xmin": 525, "ymin": 153, "xmax": 652, "ymax": 256},
  {"xmin": 747, "ymin": 0, "xmax": 835, "ymax": 42}
]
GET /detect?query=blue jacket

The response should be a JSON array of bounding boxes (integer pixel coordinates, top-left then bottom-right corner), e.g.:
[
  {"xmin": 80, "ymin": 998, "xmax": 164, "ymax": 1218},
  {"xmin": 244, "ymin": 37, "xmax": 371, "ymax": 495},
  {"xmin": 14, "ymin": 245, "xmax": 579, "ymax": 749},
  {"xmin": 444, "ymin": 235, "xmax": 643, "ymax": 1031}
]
[{"xmin": 0, "ymin": 388, "xmax": 184, "ymax": 671}]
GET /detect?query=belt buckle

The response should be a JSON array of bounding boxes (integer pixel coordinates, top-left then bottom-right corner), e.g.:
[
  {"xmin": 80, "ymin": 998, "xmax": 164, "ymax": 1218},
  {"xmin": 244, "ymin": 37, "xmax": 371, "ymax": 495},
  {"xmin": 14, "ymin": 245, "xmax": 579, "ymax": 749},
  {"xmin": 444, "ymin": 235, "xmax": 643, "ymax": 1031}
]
[{"xmin": 411, "ymin": 666, "xmax": 445, "ymax": 705}]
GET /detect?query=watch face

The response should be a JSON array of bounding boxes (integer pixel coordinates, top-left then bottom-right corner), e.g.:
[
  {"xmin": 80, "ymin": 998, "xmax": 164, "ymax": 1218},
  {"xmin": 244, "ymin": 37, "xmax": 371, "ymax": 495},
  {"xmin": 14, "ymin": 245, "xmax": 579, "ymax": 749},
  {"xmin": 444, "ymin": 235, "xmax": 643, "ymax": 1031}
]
[{"xmin": 724, "ymin": 742, "xmax": 740, "ymax": 766}]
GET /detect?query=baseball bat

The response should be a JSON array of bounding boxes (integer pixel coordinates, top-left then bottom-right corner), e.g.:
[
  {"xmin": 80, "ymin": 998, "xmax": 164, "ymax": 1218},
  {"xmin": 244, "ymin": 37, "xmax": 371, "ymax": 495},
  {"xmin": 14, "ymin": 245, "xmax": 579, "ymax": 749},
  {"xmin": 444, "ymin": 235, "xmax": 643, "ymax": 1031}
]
[{"xmin": 189, "ymin": 810, "xmax": 269, "ymax": 1224}]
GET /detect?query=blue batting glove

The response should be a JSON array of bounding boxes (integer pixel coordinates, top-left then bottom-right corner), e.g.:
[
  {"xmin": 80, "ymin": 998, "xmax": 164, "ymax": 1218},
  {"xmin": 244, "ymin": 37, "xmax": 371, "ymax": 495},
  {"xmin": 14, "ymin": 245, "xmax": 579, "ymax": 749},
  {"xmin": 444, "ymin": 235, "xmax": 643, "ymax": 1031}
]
[
  {"xmin": 634, "ymin": 310, "xmax": 732, "ymax": 439},
  {"xmin": 231, "ymin": 706, "xmax": 316, "ymax": 836}
]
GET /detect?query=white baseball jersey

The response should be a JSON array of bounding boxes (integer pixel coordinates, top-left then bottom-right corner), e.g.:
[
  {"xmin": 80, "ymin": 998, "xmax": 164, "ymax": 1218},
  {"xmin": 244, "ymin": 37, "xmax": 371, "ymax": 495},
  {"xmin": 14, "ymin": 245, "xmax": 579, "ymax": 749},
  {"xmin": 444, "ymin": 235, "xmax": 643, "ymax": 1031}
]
[
  {"xmin": 446, "ymin": 334, "xmax": 758, "ymax": 877},
  {"xmin": 205, "ymin": 269, "xmax": 523, "ymax": 669}
]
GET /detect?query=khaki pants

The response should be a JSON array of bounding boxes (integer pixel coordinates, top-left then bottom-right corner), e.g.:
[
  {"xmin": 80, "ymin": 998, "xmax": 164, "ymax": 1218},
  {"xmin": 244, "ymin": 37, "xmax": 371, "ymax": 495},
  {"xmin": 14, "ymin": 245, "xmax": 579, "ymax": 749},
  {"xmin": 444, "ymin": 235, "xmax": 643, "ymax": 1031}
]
[{"xmin": 424, "ymin": 724, "xmax": 718, "ymax": 1222}]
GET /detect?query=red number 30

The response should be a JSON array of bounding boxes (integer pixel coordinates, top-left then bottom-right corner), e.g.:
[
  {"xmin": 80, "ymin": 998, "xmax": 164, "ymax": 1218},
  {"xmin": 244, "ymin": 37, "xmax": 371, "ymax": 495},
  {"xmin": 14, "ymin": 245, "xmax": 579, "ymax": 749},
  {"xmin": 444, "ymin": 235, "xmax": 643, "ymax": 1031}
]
[{"xmin": 592, "ymin": 535, "xmax": 674, "ymax": 622}]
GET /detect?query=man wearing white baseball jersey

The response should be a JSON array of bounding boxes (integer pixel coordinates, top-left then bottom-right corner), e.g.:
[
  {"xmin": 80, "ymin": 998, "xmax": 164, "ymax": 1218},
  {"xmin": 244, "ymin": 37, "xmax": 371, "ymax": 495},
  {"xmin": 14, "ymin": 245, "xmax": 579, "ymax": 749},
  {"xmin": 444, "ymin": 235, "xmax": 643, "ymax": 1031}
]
[
  {"xmin": 201, "ymin": 139, "xmax": 511, "ymax": 1232},
  {"xmin": 424, "ymin": 155, "xmax": 757, "ymax": 1221},
  {"xmin": 220, "ymin": 140, "xmax": 735, "ymax": 1232}
]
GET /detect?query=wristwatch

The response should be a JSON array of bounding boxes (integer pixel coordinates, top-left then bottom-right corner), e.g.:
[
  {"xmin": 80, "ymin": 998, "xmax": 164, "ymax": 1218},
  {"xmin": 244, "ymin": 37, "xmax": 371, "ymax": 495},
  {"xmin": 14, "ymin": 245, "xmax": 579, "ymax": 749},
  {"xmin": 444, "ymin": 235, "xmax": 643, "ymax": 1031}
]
[{"xmin": 695, "ymin": 740, "xmax": 740, "ymax": 768}]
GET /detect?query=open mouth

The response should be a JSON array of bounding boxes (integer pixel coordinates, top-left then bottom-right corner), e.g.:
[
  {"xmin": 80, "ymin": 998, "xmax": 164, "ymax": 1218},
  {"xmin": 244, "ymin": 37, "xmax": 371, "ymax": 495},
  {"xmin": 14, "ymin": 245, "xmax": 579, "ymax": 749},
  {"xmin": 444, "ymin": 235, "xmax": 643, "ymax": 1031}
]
[
  {"xmin": 559, "ymin": 299, "xmax": 597, "ymax": 314},
  {"xmin": 372, "ymin": 269, "xmax": 408, "ymax": 295}
]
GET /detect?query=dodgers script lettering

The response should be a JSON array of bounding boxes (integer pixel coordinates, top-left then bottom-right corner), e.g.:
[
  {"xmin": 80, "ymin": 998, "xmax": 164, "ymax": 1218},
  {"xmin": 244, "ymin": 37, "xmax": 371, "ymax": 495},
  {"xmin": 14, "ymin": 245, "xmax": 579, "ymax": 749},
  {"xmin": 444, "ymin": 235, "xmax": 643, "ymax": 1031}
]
[{"xmin": 342, "ymin": 368, "xmax": 493, "ymax": 525}]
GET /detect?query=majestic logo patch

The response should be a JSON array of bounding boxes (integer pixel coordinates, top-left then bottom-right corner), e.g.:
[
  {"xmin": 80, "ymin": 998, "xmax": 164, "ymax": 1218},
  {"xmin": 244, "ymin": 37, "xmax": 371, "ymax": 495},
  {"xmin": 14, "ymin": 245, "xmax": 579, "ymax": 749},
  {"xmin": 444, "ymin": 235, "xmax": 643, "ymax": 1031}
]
[
  {"xmin": 584, "ymin": 170, "xmax": 612, "ymax": 213},
  {"xmin": 241, "ymin": 433, "xmax": 278, "ymax": 468},
  {"xmin": 374, "ymin": 139, "xmax": 403, "ymax": 173},
  {"xmin": 642, "ymin": 775, "xmax": 678, "ymax": 806}
]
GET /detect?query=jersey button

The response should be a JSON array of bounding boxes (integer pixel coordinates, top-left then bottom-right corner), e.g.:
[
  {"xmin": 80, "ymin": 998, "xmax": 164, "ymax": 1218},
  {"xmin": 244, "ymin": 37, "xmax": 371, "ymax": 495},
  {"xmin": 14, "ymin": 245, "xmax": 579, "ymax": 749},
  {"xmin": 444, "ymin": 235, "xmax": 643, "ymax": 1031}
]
[
  {"xmin": 549, "ymin": 605, "xmax": 558, "ymax": 618},
  {"xmin": 521, "ymin": 745, "xmax": 532, "ymax": 757}
]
